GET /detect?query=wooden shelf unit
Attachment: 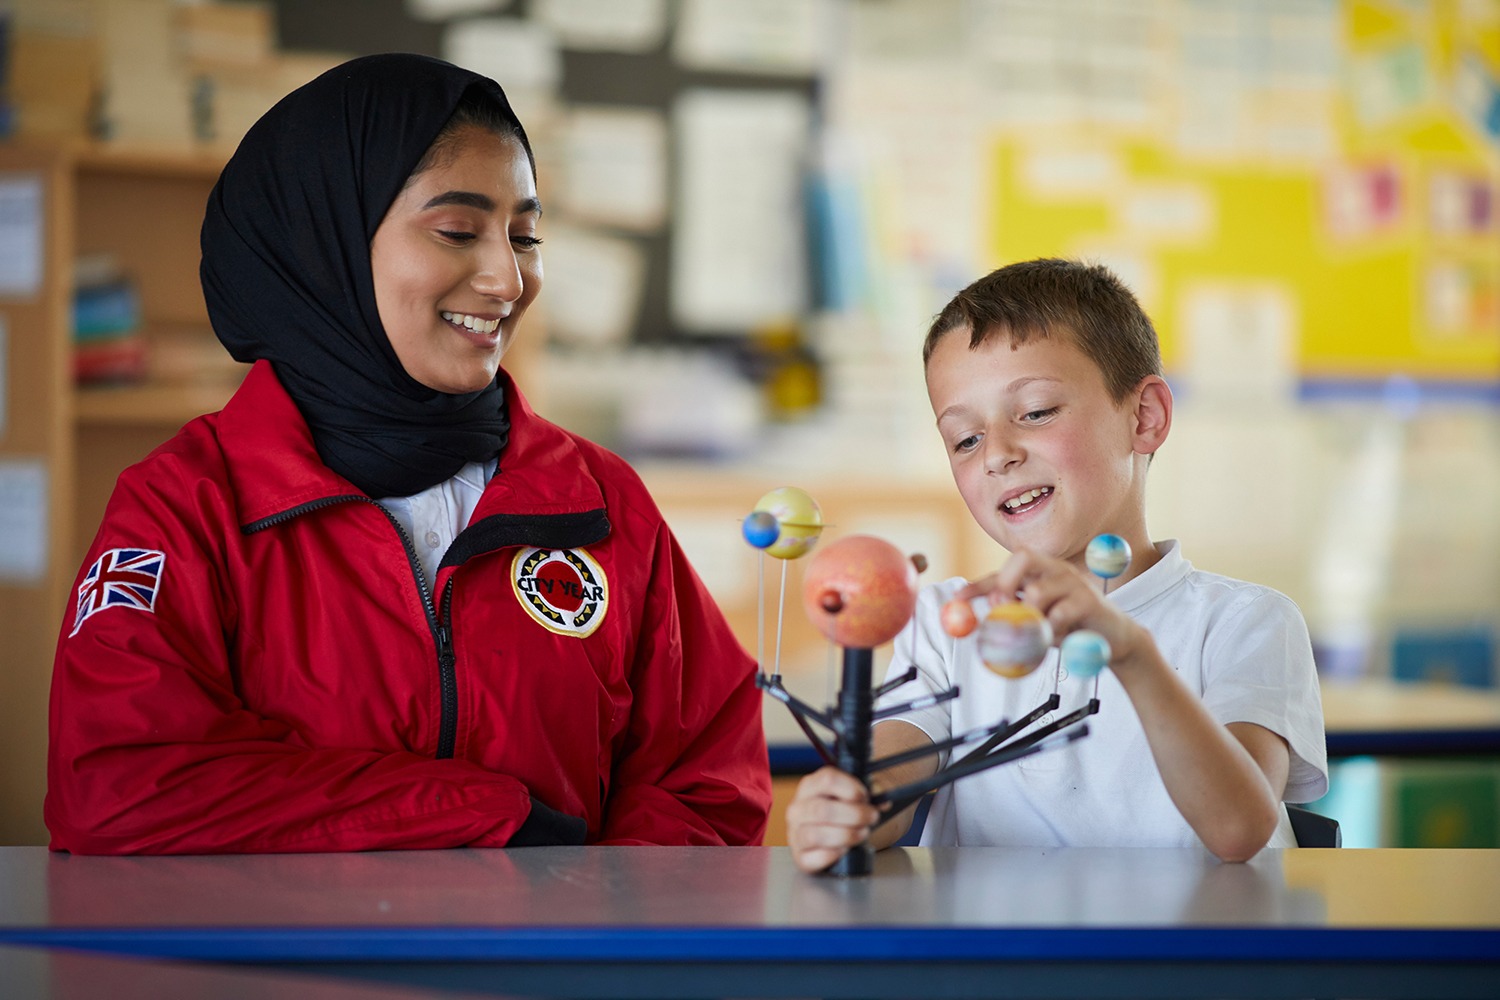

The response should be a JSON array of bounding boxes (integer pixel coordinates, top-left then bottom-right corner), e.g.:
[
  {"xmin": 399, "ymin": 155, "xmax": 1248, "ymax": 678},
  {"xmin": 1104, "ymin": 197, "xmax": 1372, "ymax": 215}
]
[{"xmin": 0, "ymin": 141, "xmax": 231, "ymax": 845}]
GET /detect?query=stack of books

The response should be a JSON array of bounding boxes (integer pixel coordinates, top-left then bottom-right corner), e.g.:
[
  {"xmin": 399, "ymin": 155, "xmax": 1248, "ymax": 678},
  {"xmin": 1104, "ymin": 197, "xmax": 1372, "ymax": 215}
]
[{"xmin": 73, "ymin": 255, "xmax": 145, "ymax": 384}]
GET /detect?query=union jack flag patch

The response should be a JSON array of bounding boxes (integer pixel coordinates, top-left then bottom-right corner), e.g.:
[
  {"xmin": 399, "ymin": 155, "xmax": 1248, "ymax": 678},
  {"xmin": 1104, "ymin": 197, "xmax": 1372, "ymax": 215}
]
[{"xmin": 71, "ymin": 548, "xmax": 166, "ymax": 637}]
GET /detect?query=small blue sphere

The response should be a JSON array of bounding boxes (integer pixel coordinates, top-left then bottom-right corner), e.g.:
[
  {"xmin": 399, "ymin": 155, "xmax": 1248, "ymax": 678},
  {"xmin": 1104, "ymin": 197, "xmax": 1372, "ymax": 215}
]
[
  {"xmin": 1061, "ymin": 630, "xmax": 1111, "ymax": 679},
  {"xmin": 1085, "ymin": 534, "xmax": 1131, "ymax": 579},
  {"xmin": 742, "ymin": 510, "xmax": 781, "ymax": 550}
]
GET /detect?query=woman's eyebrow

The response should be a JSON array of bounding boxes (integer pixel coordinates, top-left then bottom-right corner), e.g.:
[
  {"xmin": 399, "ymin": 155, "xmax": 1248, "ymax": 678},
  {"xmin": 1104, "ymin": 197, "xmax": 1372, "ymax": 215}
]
[
  {"xmin": 421, "ymin": 191, "xmax": 543, "ymax": 216},
  {"xmin": 422, "ymin": 190, "xmax": 494, "ymax": 211}
]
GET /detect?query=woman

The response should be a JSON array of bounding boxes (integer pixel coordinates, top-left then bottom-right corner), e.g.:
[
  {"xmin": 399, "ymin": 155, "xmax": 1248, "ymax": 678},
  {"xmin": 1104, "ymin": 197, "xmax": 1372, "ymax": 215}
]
[{"xmin": 45, "ymin": 54, "xmax": 770, "ymax": 853}]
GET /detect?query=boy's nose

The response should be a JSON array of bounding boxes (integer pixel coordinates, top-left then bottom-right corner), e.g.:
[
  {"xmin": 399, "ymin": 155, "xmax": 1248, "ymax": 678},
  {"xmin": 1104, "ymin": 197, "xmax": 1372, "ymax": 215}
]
[{"xmin": 983, "ymin": 433, "xmax": 1022, "ymax": 473}]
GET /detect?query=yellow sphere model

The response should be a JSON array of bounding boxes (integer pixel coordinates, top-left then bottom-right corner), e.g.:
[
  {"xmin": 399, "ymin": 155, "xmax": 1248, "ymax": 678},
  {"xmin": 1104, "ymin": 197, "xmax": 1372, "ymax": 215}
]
[
  {"xmin": 751, "ymin": 486, "xmax": 824, "ymax": 560},
  {"xmin": 977, "ymin": 602, "xmax": 1052, "ymax": 678}
]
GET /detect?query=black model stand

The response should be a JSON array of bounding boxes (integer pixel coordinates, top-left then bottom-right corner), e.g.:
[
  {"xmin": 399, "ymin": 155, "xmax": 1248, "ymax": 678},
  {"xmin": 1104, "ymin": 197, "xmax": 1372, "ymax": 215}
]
[
  {"xmin": 829, "ymin": 647, "xmax": 875, "ymax": 876},
  {"xmin": 759, "ymin": 652, "xmax": 1097, "ymax": 878}
]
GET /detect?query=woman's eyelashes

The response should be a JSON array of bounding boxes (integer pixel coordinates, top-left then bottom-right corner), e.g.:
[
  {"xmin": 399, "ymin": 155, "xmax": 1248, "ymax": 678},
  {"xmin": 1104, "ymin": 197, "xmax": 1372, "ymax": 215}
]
[{"xmin": 434, "ymin": 229, "xmax": 542, "ymax": 249}]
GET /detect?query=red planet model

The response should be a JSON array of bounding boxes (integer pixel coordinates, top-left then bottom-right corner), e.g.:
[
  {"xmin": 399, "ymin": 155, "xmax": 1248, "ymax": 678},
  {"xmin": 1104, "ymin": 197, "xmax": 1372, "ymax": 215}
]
[{"xmin": 802, "ymin": 535, "xmax": 920, "ymax": 649}]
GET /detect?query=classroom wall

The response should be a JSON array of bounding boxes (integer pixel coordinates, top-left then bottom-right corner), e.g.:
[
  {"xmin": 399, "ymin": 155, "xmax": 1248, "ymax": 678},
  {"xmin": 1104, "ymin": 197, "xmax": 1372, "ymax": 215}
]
[{"xmin": 2, "ymin": 0, "xmax": 1498, "ymax": 845}]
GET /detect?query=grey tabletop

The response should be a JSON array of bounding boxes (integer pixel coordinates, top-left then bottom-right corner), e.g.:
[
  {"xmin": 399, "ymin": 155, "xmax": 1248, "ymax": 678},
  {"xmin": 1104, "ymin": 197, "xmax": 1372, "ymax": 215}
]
[{"xmin": 2, "ymin": 845, "xmax": 1497, "ymax": 999}]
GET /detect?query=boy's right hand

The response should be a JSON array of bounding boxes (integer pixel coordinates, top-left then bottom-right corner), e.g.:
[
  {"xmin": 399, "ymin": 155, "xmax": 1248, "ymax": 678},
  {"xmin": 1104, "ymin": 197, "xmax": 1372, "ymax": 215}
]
[{"xmin": 785, "ymin": 765, "xmax": 882, "ymax": 873}]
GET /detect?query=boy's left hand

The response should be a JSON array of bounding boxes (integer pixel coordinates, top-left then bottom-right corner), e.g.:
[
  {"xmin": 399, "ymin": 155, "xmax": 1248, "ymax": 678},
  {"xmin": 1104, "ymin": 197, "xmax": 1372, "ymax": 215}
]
[{"xmin": 955, "ymin": 547, "xmax": 1147, "ymax": 670}]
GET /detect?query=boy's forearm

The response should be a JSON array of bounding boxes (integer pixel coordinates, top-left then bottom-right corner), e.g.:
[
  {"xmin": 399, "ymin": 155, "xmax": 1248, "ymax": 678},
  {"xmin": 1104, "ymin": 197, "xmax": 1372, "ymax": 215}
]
[
  {"xmin": 1111, "ymin": 632, "xmax": 1284, "ymax": 861},
  {"xmin": 866, "ymin": 720, "xmax": 939, "ymax": 850}
]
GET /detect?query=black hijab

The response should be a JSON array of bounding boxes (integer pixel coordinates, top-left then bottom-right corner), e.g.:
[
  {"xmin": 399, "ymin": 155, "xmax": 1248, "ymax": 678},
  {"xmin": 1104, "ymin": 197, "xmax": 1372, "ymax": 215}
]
[{"xmin": 201, "ymin": 53, "xmax": 534, "ymax": 498}]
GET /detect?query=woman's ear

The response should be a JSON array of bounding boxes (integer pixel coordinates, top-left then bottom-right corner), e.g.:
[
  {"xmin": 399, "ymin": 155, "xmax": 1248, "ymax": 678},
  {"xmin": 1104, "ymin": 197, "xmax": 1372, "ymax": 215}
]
[{"xmin": 1131, "ymin": 375, "xmax": 1172, "ymax": 456}]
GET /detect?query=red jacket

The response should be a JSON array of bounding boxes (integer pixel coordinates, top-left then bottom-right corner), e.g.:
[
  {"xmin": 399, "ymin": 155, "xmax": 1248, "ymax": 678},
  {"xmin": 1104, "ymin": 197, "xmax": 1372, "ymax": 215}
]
[{"xmin": 46, "ymin": 361, "xmax": 770, "ymax": 853}]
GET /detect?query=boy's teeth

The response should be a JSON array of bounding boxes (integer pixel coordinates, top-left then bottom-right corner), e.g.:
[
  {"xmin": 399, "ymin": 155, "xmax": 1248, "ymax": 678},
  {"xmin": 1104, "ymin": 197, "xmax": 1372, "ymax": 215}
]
[
  {"xmin": 1004, "ymin": 487, "xmax": 1050, "ymax": 510},
  {"xmin": 440, "ymin": 311, "xmax": 499, "ymax": 334}
]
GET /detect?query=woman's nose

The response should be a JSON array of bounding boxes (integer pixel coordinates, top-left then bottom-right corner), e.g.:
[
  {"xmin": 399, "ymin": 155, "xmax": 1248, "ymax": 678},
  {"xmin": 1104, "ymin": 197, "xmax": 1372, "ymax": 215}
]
[{"xmin": 471, "ymin": 243, "xmax": 524, "ymax": 302}]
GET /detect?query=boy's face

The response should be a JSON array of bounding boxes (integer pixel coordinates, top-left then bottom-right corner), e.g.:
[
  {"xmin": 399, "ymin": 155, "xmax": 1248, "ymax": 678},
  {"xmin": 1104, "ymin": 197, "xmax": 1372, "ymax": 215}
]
[{"xmin": 926, "ymin": 327, "xmax": 1156, "ymax": 567}]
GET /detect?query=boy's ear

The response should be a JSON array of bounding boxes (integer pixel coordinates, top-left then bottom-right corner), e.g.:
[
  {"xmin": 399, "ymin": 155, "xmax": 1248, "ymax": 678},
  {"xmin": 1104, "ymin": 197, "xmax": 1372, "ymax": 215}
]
[{"xmin": 1131, "ymin": 375, "xmax": 1172, "ymax": 455}]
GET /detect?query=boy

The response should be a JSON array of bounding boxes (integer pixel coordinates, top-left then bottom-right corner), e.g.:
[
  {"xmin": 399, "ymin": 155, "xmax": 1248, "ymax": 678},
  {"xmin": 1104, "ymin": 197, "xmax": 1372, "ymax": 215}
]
[{"xmin": 786, "ymin": 258, "xmax": 1326, "ymax": 872}]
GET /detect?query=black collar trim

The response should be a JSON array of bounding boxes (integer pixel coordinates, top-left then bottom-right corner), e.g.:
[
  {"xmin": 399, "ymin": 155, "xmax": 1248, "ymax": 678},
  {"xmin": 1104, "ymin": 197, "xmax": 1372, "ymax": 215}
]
[{"xmin": 440, "ymin": 509, "xmax": 611, "ymax": 572}]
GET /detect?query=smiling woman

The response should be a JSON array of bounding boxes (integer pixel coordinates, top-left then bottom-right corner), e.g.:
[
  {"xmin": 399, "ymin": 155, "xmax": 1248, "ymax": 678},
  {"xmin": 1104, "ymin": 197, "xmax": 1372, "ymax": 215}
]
[
  {"xmin": 44, "ymin": 53, "xmax": 771, "ymax": 856},
  {"xmin": 371, "ymin": 123, "xmax": 543, "ymax": 395}
]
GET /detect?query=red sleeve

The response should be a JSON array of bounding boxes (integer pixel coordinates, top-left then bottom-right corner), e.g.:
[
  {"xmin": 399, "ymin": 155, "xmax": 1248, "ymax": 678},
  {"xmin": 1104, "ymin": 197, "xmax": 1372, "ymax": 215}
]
[
  {"xmin": 46, "ymin": 464, "xmax": 535, "ymax": 856},
  {"xmin": 597, "ymin": 523, "xmax": 771, "ymax": 846}
]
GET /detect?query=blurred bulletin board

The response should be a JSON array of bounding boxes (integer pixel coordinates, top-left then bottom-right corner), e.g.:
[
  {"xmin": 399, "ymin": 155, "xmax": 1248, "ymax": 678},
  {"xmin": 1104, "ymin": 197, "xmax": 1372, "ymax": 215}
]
[
  {"xmin": 273, "ymin": 0, "xmax": 819, "ymax": 347},
  {"xmin": 970, "ymin": 0, "xmax": 1500, "ymax": 391}
]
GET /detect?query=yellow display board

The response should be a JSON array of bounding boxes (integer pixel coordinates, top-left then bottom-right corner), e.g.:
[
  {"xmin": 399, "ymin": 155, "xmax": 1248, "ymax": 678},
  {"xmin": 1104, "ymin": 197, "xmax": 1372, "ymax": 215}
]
[{"xmin": 986, "ymin": 0, "xmax": 1500, "ymax": 386}]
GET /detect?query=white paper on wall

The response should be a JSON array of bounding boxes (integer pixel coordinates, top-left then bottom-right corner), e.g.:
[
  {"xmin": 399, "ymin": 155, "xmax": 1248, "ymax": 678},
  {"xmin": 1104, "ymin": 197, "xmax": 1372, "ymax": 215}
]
[
  {"xmin": 557, "ymin": 107, "xmax": 668, "ymax": 231},
  {"xmin": 670, "ymin": 88, "xmax": 811, "ymax": 333},
  {"xmin": 540, "ymin": 224, "xmax": 647, "ymax": 347},
  {"xmin": 442, "ymin": 17, "xmax": 561, "ymax": 123},
  {"xmin": 405, "ymin": 0, "xmax": 511, "ymax": 21},
  {"xmin": 534, "ymin": 0, "xmax": 667, "ymax": 52},
  {"xmin": 1178, "ymin": 281, "xmax": 1298, "ymax": 405},
  {"xmin": 0, "ymin": 174, "xmax": 44, "ymax": 298},
  {"xmin": 1018, "ymin": 146, "xmax": 1125, "ymax": 199},
  {"xmin": 673, "ymin": 0, "xmax": 827, "ymax": 75},
  {"xmin": 1120, "ymin": 182, "xmax": 1215, "ymax": 244},
  {"xmin": 0, "ymin": 316, "xmax": 7, "ymax": 439},
  {"xmin": 0, "ymin": 459, "xmax": 48, "ymax": 584}
]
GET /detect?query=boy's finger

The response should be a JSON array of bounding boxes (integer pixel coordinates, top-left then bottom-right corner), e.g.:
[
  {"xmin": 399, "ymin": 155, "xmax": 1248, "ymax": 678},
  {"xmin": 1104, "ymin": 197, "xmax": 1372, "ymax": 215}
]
[
  {"xmin": 799, "ymin": 766, "xmax": 869, "ymax": 802},
  {"xmin": 954, "ymin": 573, "xmax": 999, "ymax": 601},
  {"xmin": 794, "ymin": 817, "xmax": 873, "ymax": 852},
  {"xmin": 794, "ymin": 842, "xmax": 858, "ymax": 874},
  {"xmin": 993, "ymin": 548, "xmax": 1052, "ymax": 597},
  {"xmin": 1043, "ymin": 590, "xmax": 1096, "ymax": 634},
  {"xmin": 787, "ymin": 790, "xmax": 880, "ymax": 831},
  {"xmin": 791, "ymin": 819, "xmax": 874, "ymax": 872}
]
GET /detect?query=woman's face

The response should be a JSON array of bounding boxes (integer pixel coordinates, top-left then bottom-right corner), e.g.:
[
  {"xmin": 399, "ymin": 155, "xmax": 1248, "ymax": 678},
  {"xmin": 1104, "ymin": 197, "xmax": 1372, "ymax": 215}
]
[{"xmin": 370, "ymin": 126, "xmax": 542, "ymax": 394}]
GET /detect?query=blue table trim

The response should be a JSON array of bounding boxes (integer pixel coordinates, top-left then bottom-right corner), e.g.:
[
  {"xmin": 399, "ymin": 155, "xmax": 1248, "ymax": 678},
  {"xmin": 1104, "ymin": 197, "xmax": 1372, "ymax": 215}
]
[
  {"xmin": 772, "ymin": 729, "xmax": 1500, "ymax": 772},
  {"xmin": 1296, "ymin": 377, "xmax": 1500, "ymax": 407},
  {"xmin": 770, "ymin": 743, "xmax": 827, "ymax": 774},
  {"xmin": 1325, "ymin": 728, "xmax": 1500, "ymax": 758},
  {"xmin": 2, "ymin": 927, "xmax": 1496, "ymax": 964}
]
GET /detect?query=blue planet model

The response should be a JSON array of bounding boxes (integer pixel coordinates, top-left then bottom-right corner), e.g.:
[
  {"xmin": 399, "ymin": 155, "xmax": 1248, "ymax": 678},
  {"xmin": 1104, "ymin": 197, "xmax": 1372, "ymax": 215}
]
[
  {"xmin": 1061, "ymin": 630, "xmax": 1112, "ymax": 679},
  {"xmin": 1085, "ymin": 533, "xmax": 1131, "ymax": 579}
]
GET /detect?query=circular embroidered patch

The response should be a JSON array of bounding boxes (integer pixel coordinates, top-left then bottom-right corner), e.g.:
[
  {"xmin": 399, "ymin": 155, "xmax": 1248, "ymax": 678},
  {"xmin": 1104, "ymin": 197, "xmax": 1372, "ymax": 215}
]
[{"xmin": 511, "ymin": 547, "xmax": 610, "ymax": 637}]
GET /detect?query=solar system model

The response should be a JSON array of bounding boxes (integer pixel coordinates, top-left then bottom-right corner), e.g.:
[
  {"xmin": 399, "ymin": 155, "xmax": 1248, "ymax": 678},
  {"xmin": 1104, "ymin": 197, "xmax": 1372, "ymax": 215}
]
[{"xmin": 743, "ymin": 487, "xmax": 1130, "ymax": 876}]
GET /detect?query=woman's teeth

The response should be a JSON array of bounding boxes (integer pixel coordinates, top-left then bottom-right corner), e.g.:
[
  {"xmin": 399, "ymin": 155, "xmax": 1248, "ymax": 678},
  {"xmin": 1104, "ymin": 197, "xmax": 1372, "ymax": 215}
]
[
  {"xmin": 1003, "ymin": 487, "xmax": 1052, "ymax": 510},
  {"xmin": 441, "ymin": 311, "xmax": 500, "ymax": 334}
]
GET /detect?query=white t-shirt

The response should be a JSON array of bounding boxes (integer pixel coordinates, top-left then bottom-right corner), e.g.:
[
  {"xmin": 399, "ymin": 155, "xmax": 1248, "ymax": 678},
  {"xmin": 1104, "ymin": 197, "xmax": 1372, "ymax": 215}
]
[{"xmin": 878, "ymin": 539, "xmax": 1328, "ymax": 849}]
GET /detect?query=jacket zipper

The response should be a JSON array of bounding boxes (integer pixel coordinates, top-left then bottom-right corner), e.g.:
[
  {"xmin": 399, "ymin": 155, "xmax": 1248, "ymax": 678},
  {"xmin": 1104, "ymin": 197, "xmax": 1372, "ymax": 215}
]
[
  {"xmin": 245, "ymin": 494, "xmax": 460, "ymax": 760},
  {"xmin": 435, "ymin": 583, "xmax": 458, "ymax": 759},
  {"xmin": 367, "ymin": 502, "xmax": 462, "ymax": 761}
]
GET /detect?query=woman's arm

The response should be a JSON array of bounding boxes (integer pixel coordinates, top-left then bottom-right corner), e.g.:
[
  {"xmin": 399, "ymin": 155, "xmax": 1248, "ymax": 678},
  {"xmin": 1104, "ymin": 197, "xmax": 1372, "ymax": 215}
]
[
  {"xmin": 595, "ymin": 522, "xmax": 772, "ymax": 846},
  {"xmin": 46, "ymin": 467, "xmax": 554, "ymax": 855}
]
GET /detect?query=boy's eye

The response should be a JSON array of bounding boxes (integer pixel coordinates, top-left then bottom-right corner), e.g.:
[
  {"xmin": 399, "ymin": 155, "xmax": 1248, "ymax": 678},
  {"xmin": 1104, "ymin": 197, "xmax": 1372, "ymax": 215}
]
[
  {"xmin": 953, "ymin": 434, "xmax": 980, "ymax": 453},
  {"xmin": 1020, "ymin": 407, "xmax": 1059, "ymax": 423}
]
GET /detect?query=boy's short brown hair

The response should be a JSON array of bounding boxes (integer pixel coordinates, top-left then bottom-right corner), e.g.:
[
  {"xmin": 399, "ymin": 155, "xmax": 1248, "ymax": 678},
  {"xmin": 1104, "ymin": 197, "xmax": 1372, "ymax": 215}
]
[{"xmin": 923, "ymin": 258, "xmax": 1163, "ymax": 404}]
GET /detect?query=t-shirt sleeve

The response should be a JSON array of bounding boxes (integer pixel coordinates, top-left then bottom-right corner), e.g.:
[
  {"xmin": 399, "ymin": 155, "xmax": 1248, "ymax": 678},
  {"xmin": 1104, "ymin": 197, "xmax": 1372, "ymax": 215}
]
[
  {"xmin": 876, "ymin": 581, "xmax": 959, "ymax": 760},
  {"xmin": 1200, "ymin": 589, "xmax": 1329, "ymax": 803}
]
